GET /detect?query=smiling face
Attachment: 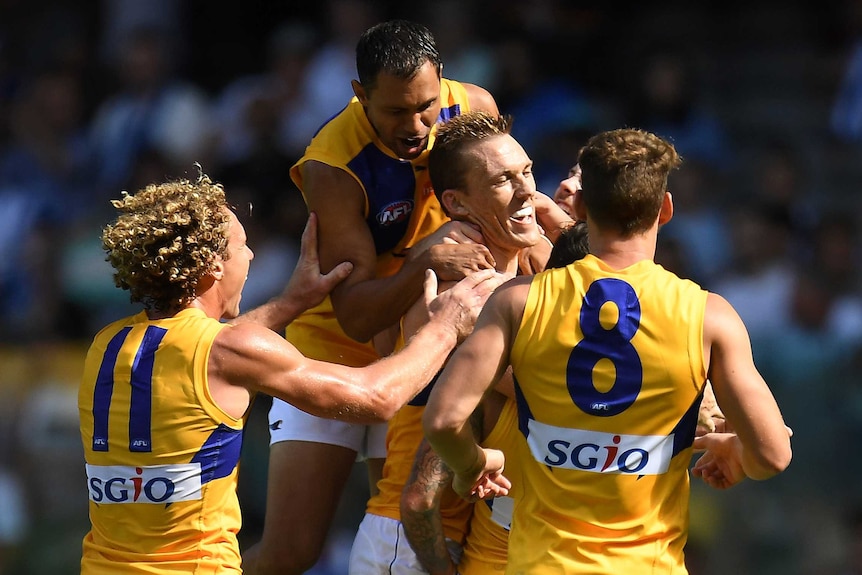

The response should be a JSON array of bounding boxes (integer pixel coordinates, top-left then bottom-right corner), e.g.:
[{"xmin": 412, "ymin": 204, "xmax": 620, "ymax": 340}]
[
  {"xmin": 446, "ymin": 134, "xmax": 542, "ymax": 261},
  {"xmin": 553, "ymin": 164, "xmax": 582, "ymax": 217},
  {"xmin": 354, "ymin": 60, "xmax": 442, "ymax": 160}
]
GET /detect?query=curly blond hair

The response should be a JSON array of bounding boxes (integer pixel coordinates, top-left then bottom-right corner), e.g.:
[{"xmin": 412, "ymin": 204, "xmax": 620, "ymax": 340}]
[{"xmin": 102, "ymin": 170, "xmax": 231, "ymax": 313}]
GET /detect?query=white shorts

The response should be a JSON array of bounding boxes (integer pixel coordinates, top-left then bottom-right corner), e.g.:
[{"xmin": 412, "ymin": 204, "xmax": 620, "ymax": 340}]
[
  {"xmin": 348, "ymin": 513, "xmax": 462, "ymax": 575},
  {"xmin": 267, "ymin": 398, "xmax": 388, "ymax": 460}
]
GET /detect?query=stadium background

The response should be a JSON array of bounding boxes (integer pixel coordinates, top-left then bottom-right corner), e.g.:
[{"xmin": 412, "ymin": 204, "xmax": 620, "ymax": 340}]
[{"xmin": 1, "ymin": 1, "xmax": 861, "ymax": 573}]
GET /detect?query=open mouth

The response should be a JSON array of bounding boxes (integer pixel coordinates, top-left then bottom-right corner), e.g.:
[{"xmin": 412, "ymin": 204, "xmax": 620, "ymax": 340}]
[
  {"xmin": 400, "ymin": 136, "xmax": 425, "ymax": 155},
  {"xmin": 510, "ymin": 205, "xmax": 535, "ymax": 224}
]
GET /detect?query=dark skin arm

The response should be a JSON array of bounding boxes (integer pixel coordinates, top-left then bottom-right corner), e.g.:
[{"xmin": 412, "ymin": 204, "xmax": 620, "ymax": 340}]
[
  {"xmin": 301, "ymin": 83, "xmax": 501, "ymax": 343},
  {"xmin": 462, "ymin": 83, "xmax": 498, "ymax": 117},
  {"xmin": 301, "ymin": 162, "xmax": 494, "ymax": 343},
  {"xmin": 230, "ymin": 213, "xmax": 353, "ymax": 331}
]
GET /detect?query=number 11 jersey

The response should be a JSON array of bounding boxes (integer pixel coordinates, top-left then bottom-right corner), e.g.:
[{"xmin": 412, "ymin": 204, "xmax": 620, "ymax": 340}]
[{"xmin": 78, "ymin": 308, "xmax": 242, "ymax": 574}]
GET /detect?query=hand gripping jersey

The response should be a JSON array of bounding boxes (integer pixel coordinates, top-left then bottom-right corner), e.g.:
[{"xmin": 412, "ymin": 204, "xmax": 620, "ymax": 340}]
[
  {"xmin": 458, "ymin": 398, "xmax": 521, "ymax": 575},
  {"xmin": 285, "ymin": 78, "xmax": 470, "ymax": 365},
  {"xmin": 78, "ymin": 308, "xmax": 244, "ymax": 575},
  {"xmin": 508, "ymin": 255, "xmax": 708, "ymax": 574}
]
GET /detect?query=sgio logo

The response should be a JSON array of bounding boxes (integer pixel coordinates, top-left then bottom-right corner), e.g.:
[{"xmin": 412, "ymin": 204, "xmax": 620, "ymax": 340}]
[
  {"xmin": 525, "ymin": 420, "xmax": 673, "ymax": 475},
  {"xmin": 86, "ymin": 463, "xmax": 203, "ymax": 504},
  {"xmin": 377, "ymin": 200, "xmax": 413, "ymax": 226}
]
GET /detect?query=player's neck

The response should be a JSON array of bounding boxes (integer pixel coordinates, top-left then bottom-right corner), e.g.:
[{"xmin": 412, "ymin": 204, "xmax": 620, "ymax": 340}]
[
  {"xmin": 489, "ymin": 243, "xmax": 521, "ymax": 275},
  {"xmin": 589, "ymin": 231, "xmax": 657, "ymax": 271}
]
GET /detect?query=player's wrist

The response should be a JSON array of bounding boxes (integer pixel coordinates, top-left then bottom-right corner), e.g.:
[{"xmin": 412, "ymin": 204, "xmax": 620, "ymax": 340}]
[{"xmin": 452, "ymin": 445, "xmax": 485, "ymax": 477}]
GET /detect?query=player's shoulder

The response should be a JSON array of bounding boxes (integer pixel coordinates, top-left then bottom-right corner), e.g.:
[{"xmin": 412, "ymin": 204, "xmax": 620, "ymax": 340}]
[
  {"xmin": 488, "ymin": 274, "xmax": 531, "ymax": 313},
  {"xmin": 457, "ymin": 81, "xmax": 498, "ymax": 115},
  {"xmin": 443, "ymin": 78, "xmax": 500, "ymax": 114},
  {"xmin": 214, "ymin": 321, "xmax": 279, "ymax": 354}
]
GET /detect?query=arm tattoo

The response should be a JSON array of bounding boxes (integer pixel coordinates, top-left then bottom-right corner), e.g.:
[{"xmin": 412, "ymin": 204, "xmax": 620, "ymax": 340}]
[{"xmin": 401, "ymin": 439, "xmax": 458, "ymax": 575}]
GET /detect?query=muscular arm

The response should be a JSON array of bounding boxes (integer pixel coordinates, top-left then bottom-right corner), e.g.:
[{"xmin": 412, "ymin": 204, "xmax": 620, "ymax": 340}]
[
  {"xmin": 693, "ymin": 293, "xmax": 792, "ymax": 487},
  {"xmin": 400, "ymin": 438, "xmax": 459, "ymax": 575},
  {"xmin": 423, "ymin": 278, "xmax": 529, "ymax": 499},
  {"xmin": 210, "ymin": 269, "xmax": 505, "ymax": 422},
  {"xmin": 302, "ymin": 161, "xmax": 494, "ymax": 342},
  {"xmin": 231, "ymin": 213, "xmax": 352, "ymax": 331}
]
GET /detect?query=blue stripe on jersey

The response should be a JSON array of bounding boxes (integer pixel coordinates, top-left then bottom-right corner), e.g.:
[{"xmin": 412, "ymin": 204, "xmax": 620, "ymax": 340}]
[
  {"xmin": 513, "ymin": 376, "xmax": 534, "ymax": 439},
  {"xmin": 438, "ymin": 103, "xmax": 462, "ymax": 122},
  {"xmin": 671, "ymin": 391, "xmax": 701, "ymax": 456},
  {"xmin": 92, "ymin": 327, "xmax": 132, "ymax": 452},
  {"xmin": 129, "ymin": 326, "xmax": 167, "ymax": 452},
  {"xmin": 348, "ymin": 143, "xmax": 417, "ymax": 255},
  {"xmin": 191, "ymin": 424, "xmax": 243, "ymax": 485},
  {"xmin": 309, "ymin": 104, "xmax": 348, "ymax": 140}
]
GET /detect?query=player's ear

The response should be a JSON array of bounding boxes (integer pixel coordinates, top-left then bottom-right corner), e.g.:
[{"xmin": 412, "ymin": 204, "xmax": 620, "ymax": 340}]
[
  {"xmin": 352, "ymin": 79, "xmax": 367, "ymax": 105},
  {"xmin": 572, "ymin": 189, "xmax": 587, "ymax": 222},
  {"xmin": 441, "ymin": 188, "xmax": 469, "ymax": 218},
  {"xmin": 658, "ymin": 191, "xmax": 674, "ymax": 226},
  {"xmin": 210, "ymin": 259, "xmax": 225, "ymax": 281}
]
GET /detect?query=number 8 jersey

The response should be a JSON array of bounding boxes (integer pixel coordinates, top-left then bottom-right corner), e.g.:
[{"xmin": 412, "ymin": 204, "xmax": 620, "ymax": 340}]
[
  {"xmin": 78, "ymin": 308, "xmax": 242, "ymax": 574},
  {"xmin": 508, "ymin": 254, "xmax": 708, "ymax": 574}
]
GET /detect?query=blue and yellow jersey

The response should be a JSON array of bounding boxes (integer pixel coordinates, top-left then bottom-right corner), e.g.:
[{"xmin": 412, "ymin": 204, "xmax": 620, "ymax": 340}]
[
  {"xmin": 79, "ymin": 308, "xmax": 244, "ymax": 575},
  {"xmin": 285, "ymin": 78, "xmax": 471, "ymax": 363},
  {"xmin": 459, "ymin": 398, "xmax": 521, "ymax": 575},
  {"xmin": 507, "ymin": 254, "xmax": 708, "ymax": 574},
  {"xmin": 366, "ymin": 378, "xmax": 473, "ymax": 545}
]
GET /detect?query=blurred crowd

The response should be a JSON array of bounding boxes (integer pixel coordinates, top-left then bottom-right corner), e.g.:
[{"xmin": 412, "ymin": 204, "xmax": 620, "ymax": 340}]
[{"xmin": 1, "ymin": 0, "xmax": 862, "ymax": 574}]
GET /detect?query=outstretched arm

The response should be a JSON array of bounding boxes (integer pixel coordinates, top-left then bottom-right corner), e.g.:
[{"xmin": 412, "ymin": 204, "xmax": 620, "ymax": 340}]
[
  {"xmin": 423, "ymin": 279, "xmax": 529, "ymax": 500},
  {"xmin": 692, "ymin": 293, "xmax": 792, "ymax": 488},
  {"xmin": 211, "ymin": 268, "xmax": 507, "ymax": 422}
]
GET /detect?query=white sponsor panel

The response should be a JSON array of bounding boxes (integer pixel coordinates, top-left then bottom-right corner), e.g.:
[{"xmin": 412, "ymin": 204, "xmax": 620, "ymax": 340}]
[
  {"xmin": 526, "ymin": 419, "xmax": 673, "ymax": 475},
  {"xmin": 86, "ymin": 463, "xmax": 203, "ymax": 504},
  {"xmin": 488, "ymin": 495, "xmax": 514, "ymax": 530}
]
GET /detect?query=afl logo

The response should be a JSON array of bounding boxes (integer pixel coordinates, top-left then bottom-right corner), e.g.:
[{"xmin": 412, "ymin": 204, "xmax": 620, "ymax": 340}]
[{"xmin": 377, "ymin": 200, "xmax": 413, "ymax": 226}]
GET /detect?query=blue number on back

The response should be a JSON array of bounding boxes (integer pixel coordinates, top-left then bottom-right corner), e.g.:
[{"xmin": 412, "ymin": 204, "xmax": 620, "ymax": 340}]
[
  {"xmin": 566, "ymin": 278, "xmax": 643, "ymax": 417},
  {"xmin": 91, "ymin": 326, "xmax": 166, "ymax": 452}
]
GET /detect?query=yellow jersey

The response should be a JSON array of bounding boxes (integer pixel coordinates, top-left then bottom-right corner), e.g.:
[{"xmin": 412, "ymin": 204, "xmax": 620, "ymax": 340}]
[
  {"xmin": 507, "ymin": 254, "xmax": 708, "ymax": 574},
  {"xmin": 366, "ymin": 378, "xmax": 473, "ymax": 544},
  {"xmin": 79, "ymin": 308, "xmax": 244, "ymax": 574},
  {"xmin": 286, "ymin": 78, "xmax": 471, "ymax": 363},
  {"xmin": 459, "ymin": 398, "xmax": 521, "ymax": 575}
]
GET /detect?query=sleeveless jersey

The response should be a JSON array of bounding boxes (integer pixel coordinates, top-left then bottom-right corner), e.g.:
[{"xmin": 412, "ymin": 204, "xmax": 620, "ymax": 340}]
[
  {"xmin": 79, "ymin": 308, "xmax": 244, "ymax": 575},
  {"xmin": 285, "ymin": 78, "xmax": 471, "ymax": 363},
  {"xmin": 507, "ymin": 254, "xmax": 708, "ymax": 574},
  {"xmin": 365, "ymin": 375, "xmax": 472, "ymax": 544},
  {"xmin": 458, "ymin": 398, "xmax": 521, "ymax": 575}
]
